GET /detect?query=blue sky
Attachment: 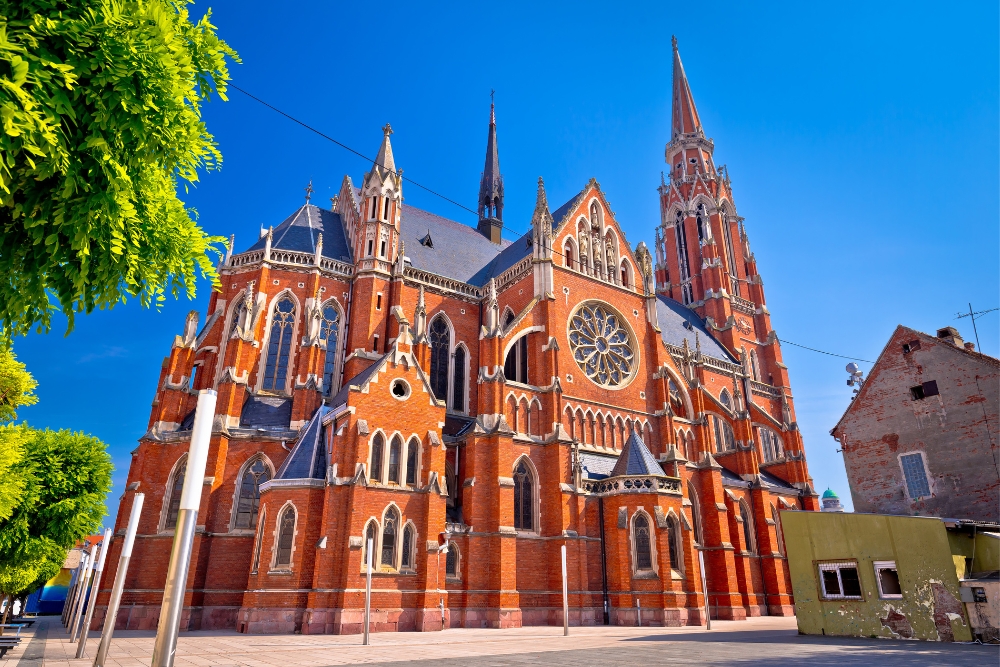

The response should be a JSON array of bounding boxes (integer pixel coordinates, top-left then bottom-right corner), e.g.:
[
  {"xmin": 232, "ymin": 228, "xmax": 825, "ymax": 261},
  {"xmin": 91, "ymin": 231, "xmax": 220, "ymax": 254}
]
[{"xmin": 13, "ymin": 1, "xmax": 998, "ymax": 521}]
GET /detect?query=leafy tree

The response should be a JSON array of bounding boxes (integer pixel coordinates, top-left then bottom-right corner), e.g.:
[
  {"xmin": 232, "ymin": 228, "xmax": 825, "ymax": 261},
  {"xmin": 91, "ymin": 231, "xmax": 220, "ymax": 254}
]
[
  {"xmin": 0, "ymin": 0, "xmax": 238, "ymax": 341},
  {"xmin": 0, "ymin": 348, "xmax": 36, "ymax": 522},
  {"xmin": 0, "ymin": 426, "xmax": 112, "ymax": 600}
]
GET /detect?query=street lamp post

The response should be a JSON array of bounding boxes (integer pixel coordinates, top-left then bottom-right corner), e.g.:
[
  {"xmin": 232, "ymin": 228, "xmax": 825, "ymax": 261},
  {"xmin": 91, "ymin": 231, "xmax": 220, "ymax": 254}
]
[
  {"xmin": 93, "ymin": 493, "xmax": 145, "ymax": 667},
  {"xmin": 76, "ymin": 528, "xmax": 113, "ymax": 657}
]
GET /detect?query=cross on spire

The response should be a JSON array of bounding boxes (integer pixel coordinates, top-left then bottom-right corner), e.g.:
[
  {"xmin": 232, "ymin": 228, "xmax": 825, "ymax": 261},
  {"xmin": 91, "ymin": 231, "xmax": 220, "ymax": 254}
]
[{"xmin": 304, "ymin": 180, "xmax": 313, "ymax": 203}]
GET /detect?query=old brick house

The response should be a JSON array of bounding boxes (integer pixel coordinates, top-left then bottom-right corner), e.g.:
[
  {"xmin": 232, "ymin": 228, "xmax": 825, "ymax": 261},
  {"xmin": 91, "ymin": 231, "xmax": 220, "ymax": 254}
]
[
  {"xmin": 96, "ymin": 38, "xmax": 819, "ymax": 634},
  {"xmin": 832, "ymin": 325, "xmax": 1000, "ymax": 523}
]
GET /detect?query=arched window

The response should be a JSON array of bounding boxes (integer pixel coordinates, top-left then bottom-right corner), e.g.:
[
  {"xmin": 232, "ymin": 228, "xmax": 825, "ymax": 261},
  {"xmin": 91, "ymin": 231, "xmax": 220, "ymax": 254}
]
[
  {"xmin": 234, "ymin": 458, "xmax": 271, "ymax": 529},
  {"xmin": 668, "ymin": 379, "xmax": 686, "ymax": 418},
  {"xmin": 719, "ymin": 389, "xmax": 732, "ymax": 411},
  {"xmin": 504, "ymin": 334, "xmax": 529, "ymax": 384},
  {"xmin": 759, "ymin": 426, "xmax": 783, "ymax": 463},
  {"xmin": 720, "ymin": 208, "xmax": 741, "ymax": 297},
  {"xmin": 230, "ymin": 299, "xmax": 248, "ymax": 338},
  {"xmin": 262, "ymin": 297, "xmax": 296, "ymax": 392},
  {"xmin": 363, "ymin": 520, "xmax": 378, "ymax": 568},
  {"xmin": 513, "ymin": 459, "xmax": 535, "ymax": 532},
  {"xmin": 445, "ymin": 543, "xmax": 460, "ymax": 578},
  {"xmin": 429, "ymin": 316, "xmax": 450, "ymax": 401},
  {"xmin": 771, "ymin": 503, "xmax": 785, "ymax": 556},
  {"xmin": 401, "ymin": 523, "xmax": 415, "ymax": 570},
  {"xmin": 564, "ymin": 241, "xmax": 574, "ymax": 269},
  {"xmin": 165, "ymin": 456, "xmax": 187, "ymax": 530},
  {"xmin": 502, "ymin": 308, "xmax": 516, "ymax": 329},
  {"xmin": 620, "ymin": 261, "xmax": 629, "ymax": 287},
  {"xmin": 275, "ymin": 505, "xmax": 296, "ymax": 567},
  {"xmin": 405, "ymin": 437, "xmax": 418, "ymax": 485},
  {"xmin": 749, "ymin": 350, "xmax": 760, "ymax": 382},
  {"xmin": 452, "ymin": 345, "xmax": 466, "ymax": 412},
  {"xmin": 696, "ymin": 203, "xmax": 708, "ymax": 243},
  {"xmin": 320, "ymin": 303, "xmax": 341, "ymax": 396},
  {"xmin": 251, "ymin": 507, "xmax": 266, "ymax": 573},
  {"xmin": 710, "ymin": 414, "xmax": 736, "ymax": 452},
  {"xmin": 739, "ymin": 501, "xmax": 756, "ymax": 555},
  {"xmin": 388, "ymin": 436, "xmax": 402, "ymax": 484},
  {"xmin": 674, "ymin": 210, "xmax": 693, "ymax": 304},
  {"xmin": 381, "ymin": 507, "xmax": 399, "ymax": 568},
  {"xmin": 688, "ymin": 482, "xmax": 704, "ymax": 546},
  {"xmin": 633, "ymin": 514, "xmax": 653, "ymax": 571},
  {"xmin": 667, "ymin": 515, "xmax": 681, "ymax": 571},
  {"xmin": 370, "ymin": 433, "xmax": 385, "ymax": 483},
  {"xmin": 369, "ymin": 196, "xmax": 378, "ymax": 220}
]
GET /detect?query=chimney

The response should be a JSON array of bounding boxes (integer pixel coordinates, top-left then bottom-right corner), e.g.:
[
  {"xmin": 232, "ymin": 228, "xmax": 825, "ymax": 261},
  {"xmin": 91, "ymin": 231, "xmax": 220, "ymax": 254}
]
[
  {"xmin": 935, "ymin": 326, "xmax": 964, "ymax": 348},
  {"xmin": 964, "ymin": 342, "xmax": 976, "ymax": 352}
]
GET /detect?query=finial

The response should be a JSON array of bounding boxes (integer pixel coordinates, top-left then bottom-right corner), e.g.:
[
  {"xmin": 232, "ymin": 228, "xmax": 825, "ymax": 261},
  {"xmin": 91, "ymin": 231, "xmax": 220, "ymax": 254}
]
[
  {"xmin": 672, "ymin": 35, "xmax": 678, "ymax": 51},
  {"xmin": 304, "ymin": 180, "xmax": 313, "ymax": 204},
  {"xmin": 382, "ymin": 123, "xmax": 393, "ymax": 137}
]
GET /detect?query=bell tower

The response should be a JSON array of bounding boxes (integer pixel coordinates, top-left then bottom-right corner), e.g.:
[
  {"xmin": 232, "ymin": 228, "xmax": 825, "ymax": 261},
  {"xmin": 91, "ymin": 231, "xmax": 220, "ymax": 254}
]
[{"xmin": 476, "ymin": 97, "xmax": 504, "ymax": 244}]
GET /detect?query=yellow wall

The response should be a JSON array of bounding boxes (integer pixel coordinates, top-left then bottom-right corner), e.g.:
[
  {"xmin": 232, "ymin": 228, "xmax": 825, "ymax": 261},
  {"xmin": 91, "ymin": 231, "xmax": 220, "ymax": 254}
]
[{"xmin": 781, "ymin": 511, "xmax": 972, "ymax": 642}]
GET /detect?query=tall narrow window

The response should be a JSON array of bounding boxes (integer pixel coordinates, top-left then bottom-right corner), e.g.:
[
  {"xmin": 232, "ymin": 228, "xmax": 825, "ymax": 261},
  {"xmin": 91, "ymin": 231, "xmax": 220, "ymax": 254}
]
[
  {"xmin": 721, "ymin": 212, "xmax": 740, "ymax": 296},
  {"xmin": 749, "ymin": 351, "xmax": 760, "ymax": 381},
  {"xmin": 379, "ymin": 238, "xmax": 387, "ymax": 257},
  {"xmin": 667, "ymin": 516, "xmax": 680, "ymax": 570},
  {"xmin": 634, "ymin": 514, "xmax": 652, "ymax": 571},
  {"xmin": 771, "ymin": 504, "xmax": 785, "ymax": 556},
  {"xmin": 759, "ymin": 427, "xmax": 782, "ymax": 463},
  {"xmin": 696, "ymin": 204, "xmax": 707, "ymax": 243},
  {"xmin": 405, "ymin": 437, "xmax": 418, "ymax": 485},
  {"xmin": 388, "ymin": 436, "xmax": 401, "ymax": 484},
  {"xmin": 381, "ymin": 508, "xmax": 399, "ymax": 568},
  {"xmin": 688, "ymin": 483, "xmax": 703, "ymax": 546},
  {"xmin": 367, "ymin": 239, "xmax": 374, "ymax": 256},
  {"xmin": 370, "ymin": 434, "xmax": 384, "ymax": 483},
  {"xmin": 165, "ymin": 457, "xmax": 187, "ymax": 530},
  {"xmin": 363, "ymin": 521, "xmax": 377, "ymax": 569},
  {"xmin": 674, "ymin": 211, "xmax": 693, "ymax": 304},
  {"xmin": 739, "ymin": 501, "xmax": 755, "ymax": 554},
  {"xmin": 621, "ymin": 263, "xmax": 628, "ymax": 286},
  {"xmin": 564, "ymin": 242, "xmax": 574, "ymax": 269},
  {"xmin": 370, "ymin": 197, "xmax": 378, "ymax": 220},
  {"xmin": 719, "ymin": 389, "xmax": 732, "ymax": 411},
  {"xmin": 275, "ymin": 506, "xmax": 295, "ymax": 567},
  {"xmin": 513, "ymin": 459, "xmax": 534, "ymax": 531},
  {"xmin": 452, "ymin": 346, "xmax": 466, "ymax": 412},
  {"xmin": 401, "ymin": 524, "xmax": 415, "ymax": 570},
  {"xmin": 230, "ymin": 300, "xmax": 248, "ymax": 338},
  {"xmin": 711, "ymin": 415, "xmax": 735, "ymax": 452},
  {"xmin": 251, "ymin": 507, "xmax": 266, "ymax": 573},
  {"xmin": 504, "ymin": 335, "xmax": 529, "ymax": 384},
  {"xmin": 320, "ymin": 304, "xmax": 341, "ymax": 396},
  {"xmin": 900, "ymin": 452, "xmax": 931, "ymax": 499},
  {"xmin": 429, "ymin": 316, "xmax": 451, "ymax": 401},
  {"xmin": 234, "ymin": 458, "xmax": 271, "ymax": 529},
  {"xmin": 382, "ymin": 197, "xmax": 390, "ymax": 221},
  {"xmin": 445, "ymin": 543, "xmax": 459, "ymax": 578},
  {"xmin": 262, "ymin": 297, "xmax": 296, "ymax": 392}
]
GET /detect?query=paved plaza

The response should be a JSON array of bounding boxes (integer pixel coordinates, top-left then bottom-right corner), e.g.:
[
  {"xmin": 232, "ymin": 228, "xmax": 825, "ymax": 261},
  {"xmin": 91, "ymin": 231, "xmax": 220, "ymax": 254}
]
[{"xmin": 9, "ymin": 617, "xmax": 997, "ymax": 667}]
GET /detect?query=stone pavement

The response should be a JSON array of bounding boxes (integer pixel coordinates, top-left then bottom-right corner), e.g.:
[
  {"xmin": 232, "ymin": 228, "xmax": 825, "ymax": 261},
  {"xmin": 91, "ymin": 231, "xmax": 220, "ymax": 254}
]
[{"xmin": 8, "ymin": 617, "xmax": 996, "ymax": 667}]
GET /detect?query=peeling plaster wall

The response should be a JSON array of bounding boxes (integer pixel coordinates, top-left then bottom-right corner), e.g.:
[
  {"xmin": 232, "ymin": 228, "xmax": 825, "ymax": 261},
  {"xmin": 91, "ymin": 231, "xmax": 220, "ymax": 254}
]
[{"xmin": 782, "ymin": 511, "xmax": 972, "ymax": 641}]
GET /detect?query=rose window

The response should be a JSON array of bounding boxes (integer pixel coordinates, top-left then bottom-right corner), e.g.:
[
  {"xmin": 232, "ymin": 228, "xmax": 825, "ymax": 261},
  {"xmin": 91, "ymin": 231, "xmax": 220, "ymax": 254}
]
[{"xmin": 568, "ymin": 302, "xmax": 636, "ymax": 388}]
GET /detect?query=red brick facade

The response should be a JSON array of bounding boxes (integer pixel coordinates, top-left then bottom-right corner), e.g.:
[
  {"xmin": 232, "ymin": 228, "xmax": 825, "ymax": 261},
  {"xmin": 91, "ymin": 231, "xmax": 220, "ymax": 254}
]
[{"xmin": 93, "ymin": 39, "xmax": 818, "ymax": 635}]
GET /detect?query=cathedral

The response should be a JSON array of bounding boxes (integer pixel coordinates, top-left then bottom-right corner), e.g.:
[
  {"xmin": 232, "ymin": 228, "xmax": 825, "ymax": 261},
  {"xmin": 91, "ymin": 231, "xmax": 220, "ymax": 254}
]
[{"xmin": 97, "ymin": 39, "xmax": 819, "ymax": 634}]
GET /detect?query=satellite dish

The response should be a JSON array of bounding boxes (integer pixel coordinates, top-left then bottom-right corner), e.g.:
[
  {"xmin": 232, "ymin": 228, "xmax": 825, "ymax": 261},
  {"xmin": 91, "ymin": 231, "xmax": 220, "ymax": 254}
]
[{"xmin": 845, "ymin": 362, "xmax": 859, "ymax": 374}]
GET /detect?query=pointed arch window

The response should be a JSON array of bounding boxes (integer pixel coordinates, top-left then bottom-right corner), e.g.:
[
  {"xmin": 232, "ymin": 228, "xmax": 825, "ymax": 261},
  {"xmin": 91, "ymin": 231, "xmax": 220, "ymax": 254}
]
[
  {"xmin": 620, "ymin": 262, "xmax": 629, "ymax": 287},
  {"xmin": 739, "ymin": 501, "xmax": 756, "ymax": 554},
  {"xmin": 363, "ymin": 520, "xmax": 378, "ymax": 569},
  {"xmin": 429, "ymin": 316, "xmax": 451, "ymax": 401},
  {"xmin": 696, "ymin": 203, "xmax": 708, "ymax": 243},
  {"xmin": 667, "ymin": 515, "xmax": 681, "ymax": 570},
  {"xmin": 405, "ymin": 437, "xmax": 419, "ymax": 485},
  {"xmin": 759, "ymin": 426, "xmax": 783, "ymax": 463},
  {"xmin": 320, "ymin": 304, "xmax": 341, "ymax": 396},
  {"xmin": 710, "ymin": 414, "xmax": 736, "ymax": 452},
  {"xmin": 633, "ymin": 514, "xmax": 653, "ymax": 571},
  {"xmin": 513, "ymin": 459, "xmax": 535, "ymax": 532},
  {"xmin": 262, "ymin": 297, "xmax": 296, "ymax": 392},
  {"xmin": 674, "ymin": 211, "xmax": 694, "ymax": 304},
  {"xmin": 275, "ymin": 505, "xmax": 296, "ymax": 567},
  {"xmin": 401, "ymin": 523, "xmax": 415, "ymax": 570},
  {"xmin": 749, "ymin": 351, "xmax": 760, "ymax": 381},
  {"xmin": 688, "ymin": 482, "xmax": 704, "ymax": 546},
  {"xmin": 564, "ymin": 241, "xmax": 574, "ymax": 269},
  {"xmin": 370, "ymin": 433, "xmax": 385, "ymax": 483},
  {"xmin": 719, "ymin": 389, "xmax": 733, "ymax": 412},
  {"xmin": 668, "ymin": 379, "xmax": 686, "ymax": 418},
  {"xmin": 230, "ymin": 299, "xmax": 248, "ymax": 338},
  {"xmin": 165, "ymin": 457, "xmax": 187, "ymax": 530},
  {"xmin": 381, "ymin": 507, "xmax": 399, "ymax": 568},
  {"xmin": 445, "ymin": 543, "xmax": 460, "ymax": 578},
  {"xmin": 388, "ymin": 436, "xmax": 402, "ymax": 484},
  {"xmin": 452, "ymin": 346, "xmax": 466, "ymax": 412},
  {"xmin": 234, "ymin": 458, "xmax": 271, "ymax": 529},
  {"xmin": 771, "ymin": 503, "xmax": 785, "ymax": 556},
  {"xmin": 504, "ymin": 334, "xmax": 529, "ymax": 384},
  {"xmin": 251, "ymin": 507, "xmax": 266, "ymax": 573}
]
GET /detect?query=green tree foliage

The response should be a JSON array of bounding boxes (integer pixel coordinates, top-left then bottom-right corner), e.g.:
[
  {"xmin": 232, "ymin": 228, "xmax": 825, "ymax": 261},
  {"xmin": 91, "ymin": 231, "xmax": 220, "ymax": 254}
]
[
  {"xmin": 0, "ymin": 348, "xmax": 36, "ymax": 522},
  {"xmin": 0, "ymin": 0, "xmax": 238, "ymax": 340},
  {"xmin": 0, "ymin": 426, "xmax": 112, "ymax": 596}
]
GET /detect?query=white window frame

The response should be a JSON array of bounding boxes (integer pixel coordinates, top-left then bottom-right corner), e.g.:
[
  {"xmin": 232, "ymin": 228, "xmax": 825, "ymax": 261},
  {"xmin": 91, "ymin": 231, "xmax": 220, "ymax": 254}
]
[
  {"xmin": 817, "ymin": 561, "xmax": 863, "ymax": 600},
  {"xmin": 874, "ymin": 560, "xmax": 903, "ymax": 599}
]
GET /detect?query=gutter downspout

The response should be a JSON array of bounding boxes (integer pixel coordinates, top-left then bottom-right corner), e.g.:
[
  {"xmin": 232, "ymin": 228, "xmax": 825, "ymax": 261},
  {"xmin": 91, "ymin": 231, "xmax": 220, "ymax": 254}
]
[{"xmin": 598, "ymin": 496, "xmax": 610, "ymax": 625}]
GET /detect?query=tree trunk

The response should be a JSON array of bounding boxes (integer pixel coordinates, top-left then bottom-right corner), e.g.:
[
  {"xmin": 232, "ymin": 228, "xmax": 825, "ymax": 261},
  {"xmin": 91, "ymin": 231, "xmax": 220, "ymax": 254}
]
[{"xmin": 0, "ymin": 594, "xmax": 9, "ymax": 635}]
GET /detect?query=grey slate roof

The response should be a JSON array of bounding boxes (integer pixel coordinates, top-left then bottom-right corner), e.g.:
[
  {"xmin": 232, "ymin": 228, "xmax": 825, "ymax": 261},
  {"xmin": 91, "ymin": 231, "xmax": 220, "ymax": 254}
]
[
  {"xmin": 550, "ymin": 195, "xmax": 579, "ymax": 231},
  {"xmin": 240, "ymin": 394, "xmax": 292, "ymax": 429},
  {"xmin": 760, "ymin": 470, "xmax": 799, "ymax": 493},
  {"xmin": 610, "ymin": 429, "xmax": 665, "ymax": 477},
  {"xmin": 246, "ymin": 204, "xmax": 353, "ymax": 264},
  {"xmin": 719, "ymin": 465, "xmax": 749, "ymax": 487},
  {"xmin": 655, "ymin": 295, "xmax": 737, "ymax": 363},
  {"xmin": 327, "ymin": 354, "xmax": 389, "ymax": 410},
  {"xmin": 275, "ymin": 406, "xmax": 329, "ymax": 480},
  {"xmin": 400, "ymin": 205, "xmax": 512, "ymax": 286},
  {"xmin": 581, "ymin": 451, "xmax": 618, "ymax": 480}
]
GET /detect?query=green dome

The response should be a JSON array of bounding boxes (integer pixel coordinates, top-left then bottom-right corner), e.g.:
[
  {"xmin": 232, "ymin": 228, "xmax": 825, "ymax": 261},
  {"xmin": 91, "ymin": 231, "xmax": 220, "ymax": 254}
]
[{"xmin": 822, "ymin": 488, "xmax": 839, "ymax": 499}]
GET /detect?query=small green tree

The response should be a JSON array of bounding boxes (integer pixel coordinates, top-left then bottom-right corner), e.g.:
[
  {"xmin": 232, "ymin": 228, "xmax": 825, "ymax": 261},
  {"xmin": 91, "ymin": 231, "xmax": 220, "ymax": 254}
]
[
  {"xmin": 0, "ymin": 0, "xmax": 238, "ymax": 340},
  {"xmin": 0, "ymin": 426, "xmax": 112, "ymax": 608}
]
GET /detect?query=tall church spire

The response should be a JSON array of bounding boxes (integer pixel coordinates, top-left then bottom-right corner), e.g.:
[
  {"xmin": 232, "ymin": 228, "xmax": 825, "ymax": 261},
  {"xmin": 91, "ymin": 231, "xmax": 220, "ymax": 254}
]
[
  {"xmin": 671, "ymin": 36, "xmax": 703, "ymax": 138},
  {"xmin": 477, "ymin": 97, "xmax": 504, "ymax": 244}
]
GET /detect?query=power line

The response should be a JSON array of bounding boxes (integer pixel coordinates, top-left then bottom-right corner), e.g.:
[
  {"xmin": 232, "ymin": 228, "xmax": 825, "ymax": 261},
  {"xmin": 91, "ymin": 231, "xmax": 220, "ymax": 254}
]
[
  {"xmin": 231, "ymin": 84, "xmax": 878, "ymax": 367},
  {"xmin": 777, "ymin": 338, "xmax": 874, "ymax": 364}
]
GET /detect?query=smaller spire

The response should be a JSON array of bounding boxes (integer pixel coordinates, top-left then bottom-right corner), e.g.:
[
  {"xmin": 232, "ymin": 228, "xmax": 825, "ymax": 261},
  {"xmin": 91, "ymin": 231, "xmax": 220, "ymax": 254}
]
[
  {"xmin": 477, "ymin": 97, "xmax": 504, "ymax": 243},
  {"xmin": 374, "ymin": 124, "xmax": 396, "ymax": 173}
]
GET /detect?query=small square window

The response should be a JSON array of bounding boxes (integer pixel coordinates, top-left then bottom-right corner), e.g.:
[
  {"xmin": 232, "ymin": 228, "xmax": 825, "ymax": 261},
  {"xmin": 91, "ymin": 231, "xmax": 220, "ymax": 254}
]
[
  {"xmin": 922, "ymin": 380, "xmax": 939, "ymax": 397},
  {"xmin": 874, "ymin": 561, "xmax": 902, "ymax": 598},
  {"xmin": 902, "ymin": 339, "xmax": 921, "ymax": 354},
  {"xmin": 818, "ymin": 562, "xmax": 863, "ymax": 599},
  {"xmin": 910, "ymin": 385, "xmax": 925, "ymax": 400}
]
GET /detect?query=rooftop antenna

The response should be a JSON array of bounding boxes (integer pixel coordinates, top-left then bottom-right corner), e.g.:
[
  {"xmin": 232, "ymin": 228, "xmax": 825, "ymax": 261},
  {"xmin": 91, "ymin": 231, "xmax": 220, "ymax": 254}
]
[{"xmin": 956, "ymin": 303, "xmax": 998, "ymax": 353}]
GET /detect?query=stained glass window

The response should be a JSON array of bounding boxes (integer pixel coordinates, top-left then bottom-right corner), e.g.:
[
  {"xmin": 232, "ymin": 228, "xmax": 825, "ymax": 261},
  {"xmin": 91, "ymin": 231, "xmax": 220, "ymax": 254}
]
[
  {"xmin": 381, "ymin": 508, "xmax": 398, "ymax": 568},
  {"xmin": 370, "ymin": 434, "xmax": 384, "ymax": 483},
  {"xmin": 634, "ymin": 514, "xmax": 652, "ymax": 570},
  {"xmin": 513, "ymin": 460, "xmax": 534, "ymax": 531},
  {"xmin": 568, "ymin": 302, "xmax": 635, "ymax": 388},
  {"xmin": 165, "ymin": 458, "xmax": 187, "ymax": 530},
  {"xmin": 320, "ymin": 304, "xmax": 340, "ymax": 396},
  {"xmin": 405, "ymin": 438, "xmax": 418, "ymax": 485},
  {"xmin": 234, "ymin": 458, "xmax": 270, "ymax": 529},
  {"xmin": 275, "ymin": 506, "xmax": 295, "ymax": 567},
  {"xmin": 262, "ymin": 298, "xmax": 296, "ymax": 391},
  {"xmin": 429, "ymin": 316, "xmax": 450, "ymax": 401}
]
